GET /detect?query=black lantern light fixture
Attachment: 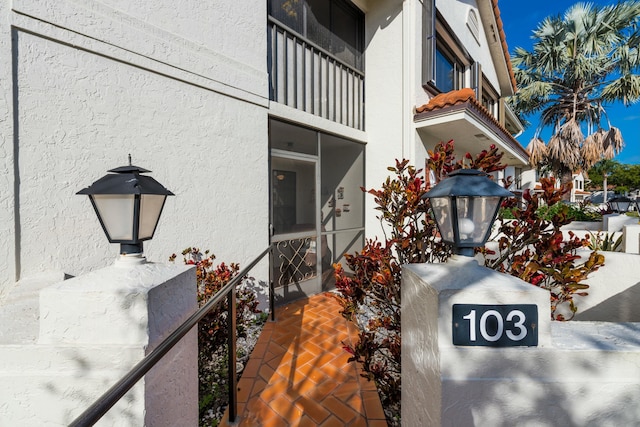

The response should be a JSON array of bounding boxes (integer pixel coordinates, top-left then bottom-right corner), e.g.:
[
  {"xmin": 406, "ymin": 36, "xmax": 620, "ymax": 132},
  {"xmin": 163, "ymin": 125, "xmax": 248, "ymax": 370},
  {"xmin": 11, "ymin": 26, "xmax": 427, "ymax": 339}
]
[
  {"xmin": 77, "ymin": 156, "xmax": 174, "ymax": 259},
  {"xmin": 422, "ymin": 169, "xmax": 513, "ymax": 257},
  {"xmin": 608, "ymin": 195, "xmax": 633, "ymax": 214}
]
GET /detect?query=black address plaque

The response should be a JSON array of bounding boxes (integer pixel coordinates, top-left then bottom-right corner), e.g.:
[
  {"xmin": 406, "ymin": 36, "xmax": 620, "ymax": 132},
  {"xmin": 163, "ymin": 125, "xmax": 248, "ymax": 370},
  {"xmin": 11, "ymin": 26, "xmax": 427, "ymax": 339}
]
[{"xmin": 452, "ymin": 304, "xmax": 538, "ymax": 347}]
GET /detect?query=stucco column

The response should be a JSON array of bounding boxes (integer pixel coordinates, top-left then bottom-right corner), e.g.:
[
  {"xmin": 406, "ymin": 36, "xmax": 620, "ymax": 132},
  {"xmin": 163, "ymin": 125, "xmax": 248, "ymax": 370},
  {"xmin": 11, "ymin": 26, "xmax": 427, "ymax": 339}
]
[
  {"xmin": 0, "ymin": 262, "xmax": 197, "ymax": 426},
  {"xmin": 622, "ymin": 223, "xmax": 640, "ymax": 254},
  {"xmin": 603, "ymin": 213, "xmax": 637, "ymax": 233},
  {"xmin": 401, "ymin": 257, "xmax": 551, "ymax": 426}
]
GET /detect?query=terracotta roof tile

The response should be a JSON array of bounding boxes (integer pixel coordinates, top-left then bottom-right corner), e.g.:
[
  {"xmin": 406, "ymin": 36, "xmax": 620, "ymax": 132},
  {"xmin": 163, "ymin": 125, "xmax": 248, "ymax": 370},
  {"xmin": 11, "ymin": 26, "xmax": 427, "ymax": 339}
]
[
  {"xmin": 416, "ymin": 88, "xmax": 476, "ymax": 113},
  {"xmin": 415, "ymin": 88, "xmax": 499, "ymax": 132}
]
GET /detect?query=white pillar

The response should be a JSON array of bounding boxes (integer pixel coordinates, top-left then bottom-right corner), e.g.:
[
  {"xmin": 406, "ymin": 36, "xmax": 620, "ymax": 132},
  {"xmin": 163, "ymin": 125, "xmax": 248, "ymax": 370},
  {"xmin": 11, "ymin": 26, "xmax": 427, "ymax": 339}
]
[
  {"xmin": 603, "ymin": 213, "xmax": 637, "ymax": 233},
  {"xmin": 401, "ymin": 256, "xmax": 551, "ymax": 426},
  {"xmin": 401, "ymin": 257, "xmax": 640, "ymax": 426},
  {"xmin": 622, "ymin": 224, "xmax": 640, "ymax": 254},
  {"xmin": 0, "ymin": 263, "xmax": 197, "ymax": 426}
]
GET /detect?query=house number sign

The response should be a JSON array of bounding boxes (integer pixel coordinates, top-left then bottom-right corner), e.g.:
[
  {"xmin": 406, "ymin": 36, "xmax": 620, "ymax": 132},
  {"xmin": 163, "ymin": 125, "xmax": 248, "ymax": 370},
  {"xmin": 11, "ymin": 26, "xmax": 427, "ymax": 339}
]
[{"xmin": 452, "ymin": 304, "xmax": 538, "ymax": 347}]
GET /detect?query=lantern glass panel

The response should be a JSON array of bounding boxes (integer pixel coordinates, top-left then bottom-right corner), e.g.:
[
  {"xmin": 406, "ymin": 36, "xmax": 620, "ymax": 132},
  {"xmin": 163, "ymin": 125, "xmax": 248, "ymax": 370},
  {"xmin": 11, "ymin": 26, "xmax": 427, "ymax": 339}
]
[
  {"xmin": 430, "ymin": 197, "xmax": 454, "ymax": 243},
  {"xmin": 139, "ymin": 194, "xmax": 167, "ymax": 240},
  {"xmin": 92, "ymin": 194, "xmax": 135, "ymax": 241},
  {"xmin": 618, "ymin": 201, "xmax": 631, "ymax": 212},
  {"xmin": 456, "ymin": 196, "xmax": 502, "ymax": 245}
]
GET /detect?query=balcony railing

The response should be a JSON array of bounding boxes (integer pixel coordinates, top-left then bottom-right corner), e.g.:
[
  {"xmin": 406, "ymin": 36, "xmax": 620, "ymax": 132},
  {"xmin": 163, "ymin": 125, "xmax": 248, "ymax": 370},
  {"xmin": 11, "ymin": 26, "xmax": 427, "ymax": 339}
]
[{"xmin": 268, "ymin": 17, "xmax": 365, "ymax": 131}]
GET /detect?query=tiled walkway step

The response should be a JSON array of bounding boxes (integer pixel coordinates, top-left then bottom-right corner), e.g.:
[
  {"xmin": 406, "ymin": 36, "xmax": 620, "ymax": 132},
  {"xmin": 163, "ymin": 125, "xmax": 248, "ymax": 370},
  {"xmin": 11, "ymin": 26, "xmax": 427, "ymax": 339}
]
[{"xmin": 220, "ymin": 292, "xmax": 388, "ymax": 426}]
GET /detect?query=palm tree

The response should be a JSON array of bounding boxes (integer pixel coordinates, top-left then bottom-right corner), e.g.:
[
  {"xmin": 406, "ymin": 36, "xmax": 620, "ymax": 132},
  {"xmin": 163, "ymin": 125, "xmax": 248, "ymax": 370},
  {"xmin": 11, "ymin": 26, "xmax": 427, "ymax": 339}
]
[
  {"xmin": 510, "ymin": 1, "xmax": 640, "ymax": 191},
  {"xmin": 588, "ymin": 158, "xmax": 620, "ymax": 203}
]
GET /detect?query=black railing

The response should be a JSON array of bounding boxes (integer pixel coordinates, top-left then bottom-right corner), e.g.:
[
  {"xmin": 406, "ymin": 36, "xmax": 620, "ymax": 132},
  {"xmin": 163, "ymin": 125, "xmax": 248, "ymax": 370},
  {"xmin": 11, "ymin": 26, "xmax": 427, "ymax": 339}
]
[{"xmin": 69, "ymin": 246, "xmax": 274, "ymax": 426}]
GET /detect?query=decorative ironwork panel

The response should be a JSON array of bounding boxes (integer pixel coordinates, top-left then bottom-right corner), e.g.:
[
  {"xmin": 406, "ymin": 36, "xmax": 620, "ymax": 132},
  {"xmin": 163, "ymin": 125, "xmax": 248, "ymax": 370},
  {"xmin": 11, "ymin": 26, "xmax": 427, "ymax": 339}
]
[{"xmin": 274, "ymin": 237, "xmax": 317, "ymax": 287}]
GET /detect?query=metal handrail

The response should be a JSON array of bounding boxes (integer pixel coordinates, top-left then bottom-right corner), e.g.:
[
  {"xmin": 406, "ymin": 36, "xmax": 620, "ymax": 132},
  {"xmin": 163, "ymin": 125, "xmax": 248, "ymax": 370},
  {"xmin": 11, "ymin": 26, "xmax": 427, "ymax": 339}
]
[{"xmin": 69, "ymin": 245, "xmax": 273, "ymax": 427}]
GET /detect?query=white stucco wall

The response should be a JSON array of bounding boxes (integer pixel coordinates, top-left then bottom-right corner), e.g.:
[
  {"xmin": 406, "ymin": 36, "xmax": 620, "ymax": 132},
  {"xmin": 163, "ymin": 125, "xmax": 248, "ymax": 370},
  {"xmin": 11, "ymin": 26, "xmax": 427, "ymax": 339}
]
[
  {"xmin": 575, "ymin": 250, "xmax": 640, "ymax": 322},
  {"xmin": 0, "ymin": 0, "xmax": 270, "ymax": 291},
  {"xmin": 95, "ymin": 0, "xmax": 266, "ymax": 74},
  {"xmin": 0, "ymin": 0, "xmax": 18, "ymax": 288},
  {"xmin": 434, "ymin": 0, "xmax": 502, "ymax": 96},
  {"xmin": 363, "ymin": 0, "xmax": 407, "ymax": 239}
]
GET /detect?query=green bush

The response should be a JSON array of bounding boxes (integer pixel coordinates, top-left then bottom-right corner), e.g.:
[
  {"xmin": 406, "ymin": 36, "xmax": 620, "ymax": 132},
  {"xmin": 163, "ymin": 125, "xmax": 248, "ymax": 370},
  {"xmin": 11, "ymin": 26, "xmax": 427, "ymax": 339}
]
[
  {"xmin": 334, "ymin": 141, "xmax": 517, "ymax": 425},
  {"xmin": 587, "ymin": 232, "xmax": 623, "ymax": 251},
  {"xmin": 535, "ymin": 202, "xmax": 602, "ymax": 222}
]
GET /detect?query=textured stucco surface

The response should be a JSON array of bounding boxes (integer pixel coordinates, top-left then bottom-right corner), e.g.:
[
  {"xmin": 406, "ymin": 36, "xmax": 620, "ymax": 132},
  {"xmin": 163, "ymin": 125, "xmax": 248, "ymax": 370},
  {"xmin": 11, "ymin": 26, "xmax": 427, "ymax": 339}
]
[
  {"xmin": 603, "ymin": 213, "xmax": 638, "ymax": 233},
  {"xmin": 1, "ymin": 0, "xmax": 269, "ymax": 292},
  {"xmin": 14, "ymin": 30, "xmax": 268, "ymax": 279},
  {"xmin": 403, "ymin": 260, "xmax": 640, "ymax": 427},
  {"xmin": 363, "ymin": 0, "xmax": 405, "ymax": 240},
  {"xmin": 575, "ymin": 250, "xmax": 640, "ymax": 322},
  {"xmin": 0, "ymin": 263, "xmax": 197, "ymax": 426}
]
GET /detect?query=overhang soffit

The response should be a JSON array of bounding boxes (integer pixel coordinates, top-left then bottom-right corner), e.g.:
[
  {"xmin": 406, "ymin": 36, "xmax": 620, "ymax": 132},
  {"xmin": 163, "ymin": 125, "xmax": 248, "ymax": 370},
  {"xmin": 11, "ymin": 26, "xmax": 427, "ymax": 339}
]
[
  {"xmin": 414, "ymin": 88, "xmax": 529, "ymax": 164},
  {"xmin": 476, "ymin": 0, "xmax": 517, "ymax": 95}
]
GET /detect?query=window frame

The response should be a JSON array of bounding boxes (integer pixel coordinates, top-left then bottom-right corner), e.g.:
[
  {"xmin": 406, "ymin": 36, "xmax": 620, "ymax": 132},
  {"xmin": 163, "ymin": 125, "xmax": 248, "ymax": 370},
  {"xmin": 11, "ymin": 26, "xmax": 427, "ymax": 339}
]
[
  {"xmin": 481, "ymin": 76, "xmax": 499, "ymax": 117},
  {"xmin": 434, "ymin": 41, "xmax": 464, "ymax": 93},
  {"xmin": 423, "ymin": 8, "xmax": 471, "ymax": 94},
  {"xmin": 514, "ymin": 167, "xmax": 523, "ymax": 190}
]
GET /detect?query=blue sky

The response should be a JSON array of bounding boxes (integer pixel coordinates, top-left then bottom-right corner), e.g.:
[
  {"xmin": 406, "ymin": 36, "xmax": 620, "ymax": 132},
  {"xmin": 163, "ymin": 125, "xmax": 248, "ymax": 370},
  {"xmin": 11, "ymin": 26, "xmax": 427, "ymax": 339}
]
[{"xmin": 498, "ymin": 0, "xmax": 640, "ymax": 164}]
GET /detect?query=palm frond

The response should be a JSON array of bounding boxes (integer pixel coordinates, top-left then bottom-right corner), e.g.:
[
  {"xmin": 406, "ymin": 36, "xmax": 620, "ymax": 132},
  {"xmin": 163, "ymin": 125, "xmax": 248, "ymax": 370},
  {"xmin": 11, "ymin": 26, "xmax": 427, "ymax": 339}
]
[
  {"xmin": 593, "ymin": 128, "xmax": 607, "ymax": 147},
  {"xmin": 526, "ymin": 137, "xmax": 548, "ymax": 167},
  {"xmin": 603, "ymin": 127, "xmax": 624, "ymax": 158},
  {"xmin": 580, "ymin": 133, "xmax": 603, "ymax": 169},
  {"xmin": 602, "ymin": 142, "xmax": 615, "ymax": 160},
  {"xmin": 548, "ymin": 133, "xmax": 581, "ymax": 171},
  {"xmin": 558, "ymin": 118, "xmax": 584, "ymax": 143},
  {"xmin": 511, "ymin": 0, "xmax": 640, "ymax": 171},
  {"xmin": 601, "ymin": 75, "xmax": 640, "ymax": 105}
]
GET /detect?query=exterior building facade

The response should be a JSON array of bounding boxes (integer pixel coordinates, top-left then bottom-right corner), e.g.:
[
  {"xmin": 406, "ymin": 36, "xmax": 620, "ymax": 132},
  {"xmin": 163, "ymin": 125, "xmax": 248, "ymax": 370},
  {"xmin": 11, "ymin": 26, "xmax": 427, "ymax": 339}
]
[
  {"xmin": 0, "ymin": 0, "xmax": 530, "ymax": 302},
  {"xmin": 572, "ymin": 171, "xmax": 590, "ymax": 203}
]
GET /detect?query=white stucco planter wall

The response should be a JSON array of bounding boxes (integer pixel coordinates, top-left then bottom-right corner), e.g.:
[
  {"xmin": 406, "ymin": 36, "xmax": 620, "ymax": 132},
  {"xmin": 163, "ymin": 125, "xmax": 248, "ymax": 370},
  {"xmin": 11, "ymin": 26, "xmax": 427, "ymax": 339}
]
[
  {"xmin": 560, "ymin": 220, "xmax": 602, "ymax": 231},
  {"xmin": 575, "ymin": 250, "xmax": 640, "ymax": 322},
  {"xmin": 0, "ymin": 262, "xmax": 197, "ymax": 426},
  {"xmin": 603, "ymin": 213, "xmax": 638, "ymax": 233},
  {"xmin": 403, "ymin": 259, "xmax": 640, "ymax": 426},
  {"xmin": 622, "ymin": 223, "xmax": 640, "ymax": 254}
]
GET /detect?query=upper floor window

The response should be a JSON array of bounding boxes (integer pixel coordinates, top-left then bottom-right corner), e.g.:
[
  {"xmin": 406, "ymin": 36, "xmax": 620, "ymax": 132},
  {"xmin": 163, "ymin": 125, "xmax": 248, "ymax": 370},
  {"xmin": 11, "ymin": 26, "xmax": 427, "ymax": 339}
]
[
  {"xmin": 435, "ymin": 43, "xmax": 463, "ymax": 93},
  {"xmin": 481, "ymin": 76, "xmax": 499, "ymax": 116},
  {"xmin": 423, "ymin": 2, "xmax": 470, "ymax": 93},
  {"xmin": 268, "ymin": 0, "xmax": 364, "ymax": 70}
]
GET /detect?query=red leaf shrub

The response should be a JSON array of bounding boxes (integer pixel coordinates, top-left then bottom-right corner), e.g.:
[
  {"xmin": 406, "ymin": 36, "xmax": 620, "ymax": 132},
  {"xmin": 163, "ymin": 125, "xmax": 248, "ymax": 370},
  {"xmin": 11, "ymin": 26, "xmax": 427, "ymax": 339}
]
[
  {"xmin": 170, "ymin": 248, "xmax": 262, "ymax": 424},
  {"xmin": 486, "ymin": 178, "xmax": 605, "ymax": 320},
  {"xmin": 334, "ymin": 140, "xmax": 604, "ymax": 424}
]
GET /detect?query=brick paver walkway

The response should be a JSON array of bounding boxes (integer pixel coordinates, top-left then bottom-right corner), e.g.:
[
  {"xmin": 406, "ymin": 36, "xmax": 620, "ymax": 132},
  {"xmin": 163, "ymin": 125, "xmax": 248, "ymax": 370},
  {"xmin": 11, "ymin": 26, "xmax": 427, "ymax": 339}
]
[{"xmin": 220, "ymin": 292, "xmax": 388, "ymax": 426}]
